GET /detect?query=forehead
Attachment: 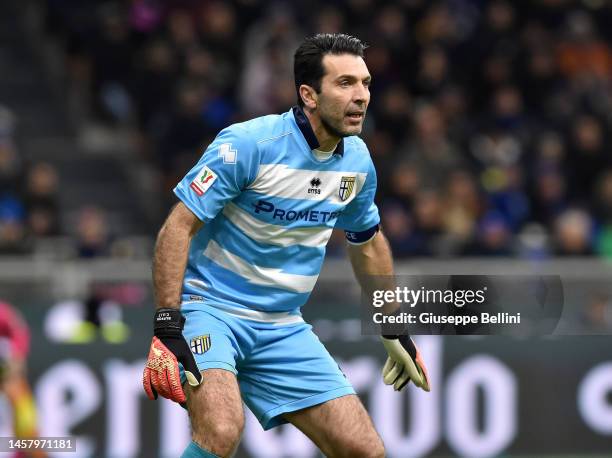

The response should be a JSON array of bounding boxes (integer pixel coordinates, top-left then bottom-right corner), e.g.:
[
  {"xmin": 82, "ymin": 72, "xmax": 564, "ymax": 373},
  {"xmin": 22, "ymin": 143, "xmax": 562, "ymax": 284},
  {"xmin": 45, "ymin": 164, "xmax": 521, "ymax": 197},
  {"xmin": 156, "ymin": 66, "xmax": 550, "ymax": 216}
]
[{"xmin": 321, "ymin": 53, "xmax": 370, "ymax": 80}]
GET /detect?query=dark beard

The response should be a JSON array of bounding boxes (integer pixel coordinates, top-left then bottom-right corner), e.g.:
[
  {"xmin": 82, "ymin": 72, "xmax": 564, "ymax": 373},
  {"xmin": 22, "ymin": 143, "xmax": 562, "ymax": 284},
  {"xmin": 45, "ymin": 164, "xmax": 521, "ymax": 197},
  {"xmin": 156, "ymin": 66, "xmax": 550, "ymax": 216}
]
[{"xmin": 320, "ymin": 114, "xmax": 349, "ymax": 139}]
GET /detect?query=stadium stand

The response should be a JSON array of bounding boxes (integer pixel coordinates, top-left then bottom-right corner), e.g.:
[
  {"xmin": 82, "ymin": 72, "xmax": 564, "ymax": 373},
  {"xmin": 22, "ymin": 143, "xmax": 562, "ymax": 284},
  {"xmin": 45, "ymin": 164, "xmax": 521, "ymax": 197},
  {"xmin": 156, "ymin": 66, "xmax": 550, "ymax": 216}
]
[{"xmin": 2, "ymin": 0, "xmax": 612, "ymax": 259}]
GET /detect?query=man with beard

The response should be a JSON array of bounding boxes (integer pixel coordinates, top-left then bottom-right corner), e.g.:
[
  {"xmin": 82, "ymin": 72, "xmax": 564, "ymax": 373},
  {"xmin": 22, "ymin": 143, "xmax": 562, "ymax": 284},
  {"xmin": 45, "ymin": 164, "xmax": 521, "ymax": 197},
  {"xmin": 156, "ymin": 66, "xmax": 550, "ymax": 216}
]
[{"xmin": 143, "ymin": 33, "xmax": 429, "ymax": 458}]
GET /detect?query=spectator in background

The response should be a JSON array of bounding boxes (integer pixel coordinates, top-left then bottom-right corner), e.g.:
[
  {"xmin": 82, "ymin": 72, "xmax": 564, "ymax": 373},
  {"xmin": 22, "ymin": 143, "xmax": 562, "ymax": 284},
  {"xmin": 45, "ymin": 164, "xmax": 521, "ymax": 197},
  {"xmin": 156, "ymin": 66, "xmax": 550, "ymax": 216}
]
[
  {"xmin": 0, "ymin": 107, "xmax": 20, "ymax": 194},
  {"xmin": 568, "ymin": 114, "xmax": 609, "ymax": 202},
  {"xmin": 380, "ymin": 203, "xmax": 423, "ymax": 257},
  {"xmin": 131, "ymin": 39, "xmax": 177, "ymax": 139},
  {"xmin": 531, "ymin": 168, "xmax": 568, "ymax": 227},
  {"xmin": 412, "ymin": 190, "xmax": 446, "ymax": 256},
  {"xmin": 486, "ymin": 164, "xmax": 530, "ymax": 231},
  {"xmin": 517, "ymin": 223, "xmax": 550, "ymax": 259},
  {"xmin": 529, "ymin": 132, "xmax": 569, "ymax": 226},
  {"xmin": 554, "ymin": 208, "xmax": 594, "ymax": 256},
  {"xmin": 413, "ymin": 45, "xmax": 450, "ymax": 98},
  {"xmin": 75, "ymin": 205, "xmax": 111, "ymax": 258},
  {"xmin": 468, "ymin": 211, "xmax": 514, "ymax": 256},
  {"xmin": 186, "ymin": 47, "xmax": 236, "ymax": 131},
  {"xmin": 312, "ymin": 5, "xmax": 345, "ymax": 35},
  {"xmin": 0, "ymin": 106, "xmax": 29, "ymax": 254},
  {"xmin": 0, "ymin": 195, "xmax": 28, "ymax": 254},
  {"xmin": 388, "ymin": 162, "xmax": 420, "ymax": 205},
  {"xmin": 594, "ymin": 171, "xmax": 612, "ymax": 224},
  {"xmin": 71, "ymin": 206, "xmax": 130, "ymax": 344},
  {"xmin": 436, "ymin": 85, "xmax": 470, "ymax": 145},
  {"xmin": 90, "ymin": 3, "xmax": 134, "ymax": 123},
  {"xmin": 443, "ymin": 170, "xmax": 482, "ymax": 254},
  {"xmin": 240, "ymin": 4, "xmax": 302, "ymax": 116},
  {"xmin": 23, "ymin": 163, "xmax": 60, "ymax": 238},
  {"xmin": 197, "ymin": 2, "xmax": 241, "ymax": 76},
  {"xmin": 399, "ymin": 103, "xmax": 464, "ymax": 190},
  {"xmin": 520, "ymin": 40, "xmax": 562, "ymax": 114},
  {"xmin": 557, "ymin": 11, "xmax": 611, "ymax": 82},
  {"xmin": 240, "ymin": 37, "xmax": 296, "ymax": 116},
  {"xmin": 166, "ymin": 8, "xmax": 199, "ymax": 59},
  {"xmin": 128, "ymin": 0, "xmax": 163, "ymax": 37},
  {"xmin": 157, "ymin": 80, "xmax": 215, "ymax": 193},
  {"xmin": 372, "ymin": 84, "xmax": 412, "ymax": 143}
]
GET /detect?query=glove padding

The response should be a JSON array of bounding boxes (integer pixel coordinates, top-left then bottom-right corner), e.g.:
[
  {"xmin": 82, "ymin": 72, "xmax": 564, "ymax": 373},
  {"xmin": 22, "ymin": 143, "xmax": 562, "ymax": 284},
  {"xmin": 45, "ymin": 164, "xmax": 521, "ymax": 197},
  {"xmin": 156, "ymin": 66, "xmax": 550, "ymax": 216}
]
[
  {"xmin": 142, "ymin": 308, "xmax": 202, "ymax": 403},
  {"xmin": 381, "ymin": 335, "xmax": 430, "ymax": 392}
]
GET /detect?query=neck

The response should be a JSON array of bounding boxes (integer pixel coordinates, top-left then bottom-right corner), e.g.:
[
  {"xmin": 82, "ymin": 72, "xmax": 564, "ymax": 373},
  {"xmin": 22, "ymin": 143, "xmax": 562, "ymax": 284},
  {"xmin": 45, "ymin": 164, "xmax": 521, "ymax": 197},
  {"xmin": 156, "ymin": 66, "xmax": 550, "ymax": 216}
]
[{"xmin": 303, "ymin": 107, "xmax": 341, "ymax": 151}]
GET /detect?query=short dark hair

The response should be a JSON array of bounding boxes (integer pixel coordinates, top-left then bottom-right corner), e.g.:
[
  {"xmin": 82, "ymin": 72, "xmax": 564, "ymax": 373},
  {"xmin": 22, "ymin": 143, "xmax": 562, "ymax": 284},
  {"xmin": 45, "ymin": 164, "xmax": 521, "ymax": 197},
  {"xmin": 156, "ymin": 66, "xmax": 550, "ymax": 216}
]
[{"xmin": 294, "ymin": 33, "xmax": 367, "ymax": 107}]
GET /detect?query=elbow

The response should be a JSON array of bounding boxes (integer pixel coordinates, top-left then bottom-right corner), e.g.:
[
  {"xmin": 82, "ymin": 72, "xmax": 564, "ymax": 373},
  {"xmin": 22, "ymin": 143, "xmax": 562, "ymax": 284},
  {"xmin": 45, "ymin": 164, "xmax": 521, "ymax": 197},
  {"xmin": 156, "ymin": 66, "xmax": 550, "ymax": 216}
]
[{"xmin": 158, "ymin": 203, "xmax": 203, "ymax": 241}]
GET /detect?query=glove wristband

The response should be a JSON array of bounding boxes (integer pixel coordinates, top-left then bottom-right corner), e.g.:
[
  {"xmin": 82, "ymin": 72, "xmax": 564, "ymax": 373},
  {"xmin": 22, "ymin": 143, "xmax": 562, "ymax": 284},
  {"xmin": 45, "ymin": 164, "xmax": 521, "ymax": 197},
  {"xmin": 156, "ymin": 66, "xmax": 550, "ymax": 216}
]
[
  {"xmin": 153, "ymin": 308, "xmax": 185, "ymax": 337},
  {"xmin": 382, "ymin": 334, "xmax": 418, "ymax": 360},
  {"xmin": 381, "ymin": 307, "xmax": 407, "ymax": 338}
]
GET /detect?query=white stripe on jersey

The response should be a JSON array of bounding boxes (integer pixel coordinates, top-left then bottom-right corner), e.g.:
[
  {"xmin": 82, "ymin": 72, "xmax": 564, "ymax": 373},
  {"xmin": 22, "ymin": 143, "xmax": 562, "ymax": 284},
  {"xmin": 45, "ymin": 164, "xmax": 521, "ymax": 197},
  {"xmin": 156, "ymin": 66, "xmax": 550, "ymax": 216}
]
[
  {"xmin": 181, "ymin": 300, "xmax": 305, "ymax": 325},
  {"xmin": 248, "ymin": 164, "xmax": 367, "ymax": 205},
  {"xmin": 203, "ymin": 240, "xmax": 319, "ymax": 293},
  {"xmin": 222, "ymin": 202, "xmax": 333, "ymax": 247},
  {"xmin": 187, "ymin": 279, "xmax": 209, "ymax": 289}
]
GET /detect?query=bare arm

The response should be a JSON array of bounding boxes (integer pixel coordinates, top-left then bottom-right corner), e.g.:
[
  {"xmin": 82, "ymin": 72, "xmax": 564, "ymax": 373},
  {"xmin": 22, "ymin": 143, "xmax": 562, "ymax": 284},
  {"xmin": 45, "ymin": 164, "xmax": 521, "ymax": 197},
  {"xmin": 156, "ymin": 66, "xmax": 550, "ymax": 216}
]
[
  {"xmin": 347, "ymin": 230, "xmax": 394, "ymax": 279},
  {"xmin": 153, "ymin": 202, "xmax": 203, "ymax": 310},
  {"xmin": 348, "ymin": 230, "xmax": 431, "ymax": 391},
  {"xmin": 347, "ymin": 230, "xmax": 397, "ymax": 305}
]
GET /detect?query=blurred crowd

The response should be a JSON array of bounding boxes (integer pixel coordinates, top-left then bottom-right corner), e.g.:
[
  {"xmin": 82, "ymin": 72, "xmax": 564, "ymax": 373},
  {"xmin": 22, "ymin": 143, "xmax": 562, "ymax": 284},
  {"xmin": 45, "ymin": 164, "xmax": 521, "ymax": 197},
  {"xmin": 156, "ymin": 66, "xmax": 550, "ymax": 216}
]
[
  {"xmin": 0, "ymin": 106, "xmax": 61, "ymax": 253},
  {"xmin": 0, "ymin": 105, "xmax": 117, "ymax": 256},
  {"xmin": 34, "ymin": 0, "xmax": 612, "ymax": 258}
]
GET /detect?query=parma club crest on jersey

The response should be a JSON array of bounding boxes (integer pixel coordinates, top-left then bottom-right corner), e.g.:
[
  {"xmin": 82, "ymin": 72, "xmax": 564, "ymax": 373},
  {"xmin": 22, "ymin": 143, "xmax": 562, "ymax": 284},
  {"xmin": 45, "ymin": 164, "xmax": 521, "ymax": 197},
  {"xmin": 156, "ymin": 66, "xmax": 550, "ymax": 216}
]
[
  {"xmin": 190, "ymin": 166, "xmax": 217, "ymax": 196},
  {"xmin": 190, "ymin": 335, "xmax": 211, "ymax": 355},
  {"xmin": 339, "ymin": 176, "xmax": 356, "ymax": 201}
]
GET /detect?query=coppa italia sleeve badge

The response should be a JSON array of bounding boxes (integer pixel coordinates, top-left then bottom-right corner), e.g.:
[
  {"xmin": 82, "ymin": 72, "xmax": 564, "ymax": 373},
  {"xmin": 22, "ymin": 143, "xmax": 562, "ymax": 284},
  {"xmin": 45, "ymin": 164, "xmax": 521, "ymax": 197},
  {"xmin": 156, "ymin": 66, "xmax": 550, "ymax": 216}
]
[{"xmin": 190, "ymin": 166, "xmax": 217, "ymax": 196}]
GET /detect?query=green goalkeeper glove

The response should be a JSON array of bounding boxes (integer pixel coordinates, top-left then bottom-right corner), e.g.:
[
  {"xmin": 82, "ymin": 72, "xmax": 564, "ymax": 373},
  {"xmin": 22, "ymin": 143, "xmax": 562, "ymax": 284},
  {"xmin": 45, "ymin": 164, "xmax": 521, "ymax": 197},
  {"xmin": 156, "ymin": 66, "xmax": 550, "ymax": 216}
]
[{"xmin": 381, "ymin": 335, "xmax": 430, "ymax": 392}]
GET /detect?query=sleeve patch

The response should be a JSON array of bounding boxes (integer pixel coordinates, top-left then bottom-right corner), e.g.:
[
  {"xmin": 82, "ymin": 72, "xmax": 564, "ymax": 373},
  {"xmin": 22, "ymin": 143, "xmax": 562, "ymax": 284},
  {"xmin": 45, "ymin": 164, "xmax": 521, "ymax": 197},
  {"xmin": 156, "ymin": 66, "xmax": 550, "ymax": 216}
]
[
  {"xmin": 218, "ymin": 143, "xmax": 237, "ymax": 164},
  {"xmin": 190, "ymin": 166, "xmax": 217, "ymax": 196}
]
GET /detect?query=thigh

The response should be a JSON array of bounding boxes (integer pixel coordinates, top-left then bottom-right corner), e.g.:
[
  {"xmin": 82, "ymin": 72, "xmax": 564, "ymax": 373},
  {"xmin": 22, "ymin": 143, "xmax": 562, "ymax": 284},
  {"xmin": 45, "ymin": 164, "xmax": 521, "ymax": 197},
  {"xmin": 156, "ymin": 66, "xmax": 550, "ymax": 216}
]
[
  {"xmin": 180, "ymin": 304, "xmax": 253, "ymax": 456},
  {"xmin": 284, "ymin": 395, "xmax": 384, "ymax": 458},
  {"xmin": 185, "ymin": 369, "xmax": 245, "ymax": 457},
  {"xmin": 238, "ymin": 324, "xmax": 354, "ymax": 430}
]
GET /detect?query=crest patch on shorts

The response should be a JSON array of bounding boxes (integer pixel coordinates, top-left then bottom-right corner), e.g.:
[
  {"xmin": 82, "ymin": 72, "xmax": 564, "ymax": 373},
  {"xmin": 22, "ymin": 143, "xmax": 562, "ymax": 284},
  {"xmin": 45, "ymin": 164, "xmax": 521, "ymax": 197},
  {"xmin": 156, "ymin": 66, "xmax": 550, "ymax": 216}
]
[{"xmin": 190, "ymin": 335, "xmax": 211, "ymax": 355}]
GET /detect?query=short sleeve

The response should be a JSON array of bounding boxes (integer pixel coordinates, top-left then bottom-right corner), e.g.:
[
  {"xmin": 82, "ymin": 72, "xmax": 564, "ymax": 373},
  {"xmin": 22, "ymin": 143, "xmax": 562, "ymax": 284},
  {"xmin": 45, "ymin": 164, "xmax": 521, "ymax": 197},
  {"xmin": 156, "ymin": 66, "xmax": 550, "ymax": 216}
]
[
  {"xmin": 174, "ymin": 126, "xmax": 259, "ymax": 223},
  {"xmin": 335, "ymin": 158, "xmax": 380, "ymax": 232}
]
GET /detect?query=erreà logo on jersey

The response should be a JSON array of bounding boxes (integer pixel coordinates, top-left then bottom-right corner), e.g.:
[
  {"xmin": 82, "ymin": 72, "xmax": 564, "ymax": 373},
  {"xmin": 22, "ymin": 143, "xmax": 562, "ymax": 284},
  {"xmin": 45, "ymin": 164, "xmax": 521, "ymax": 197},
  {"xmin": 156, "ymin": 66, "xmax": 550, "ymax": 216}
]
[
  {"xmin": 308, "ymin": 177, "xmax": 322, "ymax": 195},
  {"xmin": 190, "ymin": 166, "xmax": 217, "ymax": 196}
]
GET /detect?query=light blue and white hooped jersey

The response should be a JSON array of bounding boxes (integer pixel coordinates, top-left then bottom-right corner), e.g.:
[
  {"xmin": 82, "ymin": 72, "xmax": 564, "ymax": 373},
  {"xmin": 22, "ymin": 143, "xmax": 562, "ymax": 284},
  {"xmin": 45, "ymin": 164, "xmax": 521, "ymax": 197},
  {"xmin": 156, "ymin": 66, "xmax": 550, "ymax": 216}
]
[{"xmin": 174, "ymin": 106, "xmax": 380, "ymax": 319}]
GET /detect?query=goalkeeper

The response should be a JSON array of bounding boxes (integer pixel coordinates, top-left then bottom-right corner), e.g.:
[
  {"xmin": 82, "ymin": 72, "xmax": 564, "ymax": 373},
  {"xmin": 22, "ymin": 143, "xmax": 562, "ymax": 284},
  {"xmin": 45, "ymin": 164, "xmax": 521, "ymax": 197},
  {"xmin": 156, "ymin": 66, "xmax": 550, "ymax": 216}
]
[{"xmin": 143, "ymin": 33, "xmax": 429, "ymax": 458}]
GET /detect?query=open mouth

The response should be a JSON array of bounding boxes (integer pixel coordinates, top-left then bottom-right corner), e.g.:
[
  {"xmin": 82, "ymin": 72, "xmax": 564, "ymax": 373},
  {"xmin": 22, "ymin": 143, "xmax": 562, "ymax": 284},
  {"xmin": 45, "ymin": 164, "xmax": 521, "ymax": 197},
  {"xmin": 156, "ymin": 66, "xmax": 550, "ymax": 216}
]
[{"xmin": 347, "ymin": 112, "xmax": 364, "ymax": 121}]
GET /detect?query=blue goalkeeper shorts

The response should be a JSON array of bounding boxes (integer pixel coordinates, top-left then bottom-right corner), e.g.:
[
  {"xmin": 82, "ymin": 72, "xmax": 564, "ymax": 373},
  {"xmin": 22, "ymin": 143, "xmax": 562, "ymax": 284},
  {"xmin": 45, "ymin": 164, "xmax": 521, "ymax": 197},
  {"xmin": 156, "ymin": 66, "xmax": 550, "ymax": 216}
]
[{"xmin": 178, "ymin": 301, "xmax": 355, "ymax": 430}]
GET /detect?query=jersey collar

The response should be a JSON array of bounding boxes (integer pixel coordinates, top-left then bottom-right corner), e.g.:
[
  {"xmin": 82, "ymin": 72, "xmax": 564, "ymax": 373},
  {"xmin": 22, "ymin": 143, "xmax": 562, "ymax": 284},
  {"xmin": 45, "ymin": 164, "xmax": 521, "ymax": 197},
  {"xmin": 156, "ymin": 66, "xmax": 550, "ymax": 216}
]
[{"xmin": 292, "ymin": 106, "xmax": 344, "ymax": 156}]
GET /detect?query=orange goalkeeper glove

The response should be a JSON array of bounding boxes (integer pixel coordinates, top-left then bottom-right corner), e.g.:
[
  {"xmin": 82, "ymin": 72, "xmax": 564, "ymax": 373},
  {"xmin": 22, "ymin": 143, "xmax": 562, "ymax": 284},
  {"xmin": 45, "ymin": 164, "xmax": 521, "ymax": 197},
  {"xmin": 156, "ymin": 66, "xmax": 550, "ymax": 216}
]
[{"xmin": 142, "ymin": 308, "xmax": 202, "ymax": 403}]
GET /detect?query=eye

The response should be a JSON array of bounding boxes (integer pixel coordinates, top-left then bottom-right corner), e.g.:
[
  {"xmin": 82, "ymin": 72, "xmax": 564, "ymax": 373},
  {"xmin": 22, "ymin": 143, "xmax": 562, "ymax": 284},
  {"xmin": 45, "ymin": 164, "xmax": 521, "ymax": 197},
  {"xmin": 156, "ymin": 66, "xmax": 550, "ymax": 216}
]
[{"xmin": 339, "ymin": 79, "xmax": 351, "ymax": 87}]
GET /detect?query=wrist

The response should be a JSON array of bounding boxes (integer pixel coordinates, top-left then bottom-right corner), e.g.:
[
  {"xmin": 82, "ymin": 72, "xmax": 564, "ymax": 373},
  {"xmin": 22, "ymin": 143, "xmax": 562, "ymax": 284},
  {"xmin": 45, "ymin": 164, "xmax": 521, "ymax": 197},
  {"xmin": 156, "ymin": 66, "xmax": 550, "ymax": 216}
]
[
  {"xmin": 153, "ymin": 308, "xmax": 185, "ymax": 337},
  {"xmin": 380, "ymin": 306, "xmax": 407, "ymax": 337}
]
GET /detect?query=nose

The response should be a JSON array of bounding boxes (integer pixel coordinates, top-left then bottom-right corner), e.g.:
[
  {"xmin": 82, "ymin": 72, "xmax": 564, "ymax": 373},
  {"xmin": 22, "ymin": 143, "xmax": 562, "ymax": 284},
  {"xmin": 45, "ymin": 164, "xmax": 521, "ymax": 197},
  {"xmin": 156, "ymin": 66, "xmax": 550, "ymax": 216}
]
[{"xmin": 354, "ymin": 82, "xmax": 369, "ymax": 105}]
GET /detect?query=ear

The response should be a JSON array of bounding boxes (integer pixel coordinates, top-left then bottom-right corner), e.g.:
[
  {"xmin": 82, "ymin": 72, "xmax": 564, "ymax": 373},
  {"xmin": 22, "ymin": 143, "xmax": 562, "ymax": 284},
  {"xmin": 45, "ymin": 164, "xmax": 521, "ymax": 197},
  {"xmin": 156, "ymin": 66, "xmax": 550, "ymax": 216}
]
[{"xmin": 299, "ymin": 84, "xmax": 318, "ymax": 110}]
